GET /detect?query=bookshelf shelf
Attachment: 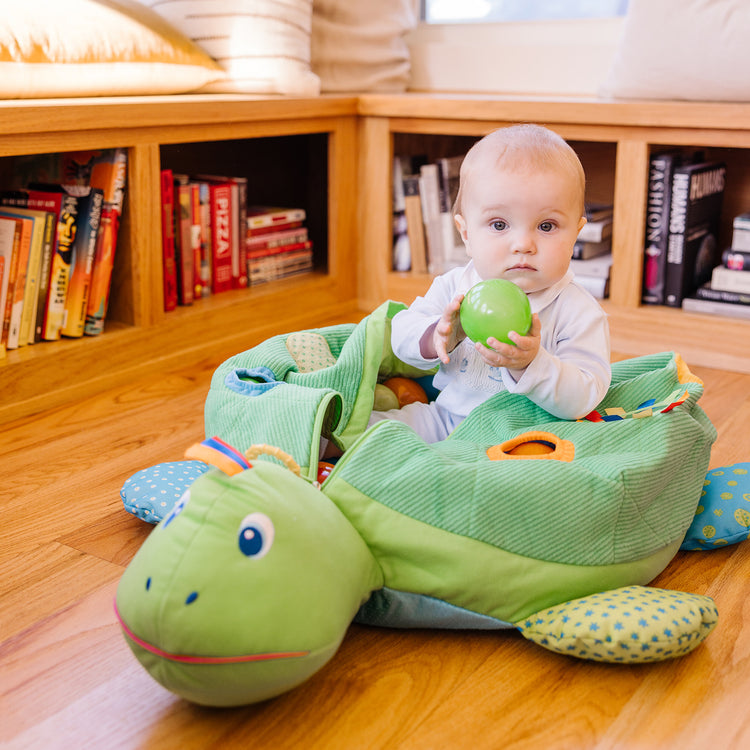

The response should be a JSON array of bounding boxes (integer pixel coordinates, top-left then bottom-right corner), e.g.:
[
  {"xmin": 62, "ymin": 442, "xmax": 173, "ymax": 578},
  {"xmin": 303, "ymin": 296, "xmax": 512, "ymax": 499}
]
[
  {"xmin": 356, "ymin": 93, "xmax": 750, "ymax": 375},
  {"xmin": 0, "ymin": 96, "xmax": 359, "ymax": 424}
]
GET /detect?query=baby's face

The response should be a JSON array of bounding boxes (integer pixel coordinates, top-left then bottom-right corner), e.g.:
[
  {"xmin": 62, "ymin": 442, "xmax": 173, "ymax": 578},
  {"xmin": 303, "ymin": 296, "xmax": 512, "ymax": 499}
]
[{"xmin": 455, "ymin": 164, "xmax": 585, "ymax": 293}]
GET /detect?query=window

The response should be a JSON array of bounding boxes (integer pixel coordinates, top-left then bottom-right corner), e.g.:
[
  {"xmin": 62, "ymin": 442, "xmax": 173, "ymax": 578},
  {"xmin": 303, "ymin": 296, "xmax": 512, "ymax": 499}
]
[{"xmin": 423, "ymin": 0, "xmax": 629, "ymax": 24}]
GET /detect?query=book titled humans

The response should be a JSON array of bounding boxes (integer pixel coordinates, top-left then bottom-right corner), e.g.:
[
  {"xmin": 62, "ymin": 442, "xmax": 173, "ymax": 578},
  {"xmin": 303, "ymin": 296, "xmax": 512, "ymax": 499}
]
[{"xmin": 664, "ymin": 161, "xmax": 726, "ymax": 307}]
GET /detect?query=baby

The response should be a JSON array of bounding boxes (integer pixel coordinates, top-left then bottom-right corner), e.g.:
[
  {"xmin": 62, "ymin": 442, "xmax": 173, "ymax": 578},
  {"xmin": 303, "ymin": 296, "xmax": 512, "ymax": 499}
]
[{"xmin": 374, "ymin": 123, "xmax": 612, "ymax": 443}]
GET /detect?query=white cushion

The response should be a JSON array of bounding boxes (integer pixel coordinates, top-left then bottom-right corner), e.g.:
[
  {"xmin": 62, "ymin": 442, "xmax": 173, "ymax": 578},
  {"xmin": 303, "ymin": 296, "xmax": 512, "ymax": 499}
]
[
  {"xmin": 139, "ymin": 0, "xmax": 320, "ymax": 96},
  {"xmin": 0, "ymin": 0, "xmax": 225, "ymax": 98},
  {"xmin": 311, "ymin": 0, "xmax": 417, "ymax": 92},
  {"xmin": 599, "ymin": 0, "xmax": 750, "ymax": 102}
]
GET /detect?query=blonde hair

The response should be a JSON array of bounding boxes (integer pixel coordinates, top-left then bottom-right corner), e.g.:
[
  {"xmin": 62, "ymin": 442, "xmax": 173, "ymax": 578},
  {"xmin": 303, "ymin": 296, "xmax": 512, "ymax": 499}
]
[{"xmin": 454, "ymin": 124, "xmax": 586, "ymax": 217}]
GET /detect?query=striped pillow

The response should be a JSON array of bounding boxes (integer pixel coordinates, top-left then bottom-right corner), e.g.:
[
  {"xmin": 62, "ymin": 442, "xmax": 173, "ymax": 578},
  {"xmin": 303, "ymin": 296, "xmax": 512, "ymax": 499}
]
[{"xmin": 140, "ymin": 0, "xmax": 320, "ymax": 96}]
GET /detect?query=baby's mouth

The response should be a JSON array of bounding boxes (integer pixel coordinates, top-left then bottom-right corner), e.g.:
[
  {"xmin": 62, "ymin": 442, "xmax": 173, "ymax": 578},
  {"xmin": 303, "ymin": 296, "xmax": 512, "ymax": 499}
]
[{"xmin": 508, "ymin": 263, "xmax": 536, "ymax": 271}]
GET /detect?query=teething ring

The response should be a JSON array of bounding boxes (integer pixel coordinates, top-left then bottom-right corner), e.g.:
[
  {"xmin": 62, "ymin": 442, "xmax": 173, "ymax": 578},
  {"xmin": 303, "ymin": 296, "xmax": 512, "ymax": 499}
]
[{"xmin": 244, "ymin": 444, "xmax": 301, "ymax": 476}]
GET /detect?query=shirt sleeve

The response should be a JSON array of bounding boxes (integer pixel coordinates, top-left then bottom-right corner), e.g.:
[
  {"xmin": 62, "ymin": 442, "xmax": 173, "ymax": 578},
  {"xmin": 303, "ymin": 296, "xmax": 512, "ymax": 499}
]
[
  {"xmin": 502, "ymin": 288, "xmax": 611, "ymax": 420},
  {"xmin": 391, "ymin": 269, "xmax": 463, "ymax": 369}
]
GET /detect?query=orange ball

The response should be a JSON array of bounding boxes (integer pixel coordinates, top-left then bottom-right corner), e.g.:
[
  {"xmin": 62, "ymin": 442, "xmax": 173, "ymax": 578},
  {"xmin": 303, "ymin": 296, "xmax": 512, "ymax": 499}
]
[{"xmin": 383, "ymin": 377, "xmax": 428, "ymax": 407}]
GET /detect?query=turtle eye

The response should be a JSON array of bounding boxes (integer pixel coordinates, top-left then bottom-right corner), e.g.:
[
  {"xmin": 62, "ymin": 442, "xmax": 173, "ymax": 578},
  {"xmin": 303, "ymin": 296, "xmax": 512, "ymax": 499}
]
[
  {"xmin": 163, "ymin": 490, "xmax": 189, "ymax": 528},
  {"xmin": 238, "ymin": 513, "xmax": 274, "ymax": 558}
]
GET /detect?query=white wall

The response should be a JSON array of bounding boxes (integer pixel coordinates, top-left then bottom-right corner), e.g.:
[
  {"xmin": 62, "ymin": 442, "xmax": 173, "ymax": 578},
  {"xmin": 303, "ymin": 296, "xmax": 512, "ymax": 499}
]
[{"xmin": 407, "ymin": 17, "xmax": 625, "ymax": 96}]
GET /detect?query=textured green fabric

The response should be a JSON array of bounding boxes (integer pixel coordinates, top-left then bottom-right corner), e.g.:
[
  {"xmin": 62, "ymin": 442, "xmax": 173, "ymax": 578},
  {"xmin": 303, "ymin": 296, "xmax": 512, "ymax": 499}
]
[
  {"xmin": 324, "ymin": 471, "xmax": 680, "ymax": 624},
  {"xmin": 328, "ymin": 352, "xmax": 716, "ymax": 567},
  {"xmin": 204, "ymin": 301, "xmax": 430, "ymax": 475}
]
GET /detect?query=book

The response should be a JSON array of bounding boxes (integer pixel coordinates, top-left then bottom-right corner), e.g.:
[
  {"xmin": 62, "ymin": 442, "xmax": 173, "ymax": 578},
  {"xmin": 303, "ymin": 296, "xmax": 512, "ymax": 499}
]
[
  {"xmin": 83, "ymin": 148, "xmax": 128, "ymax": 336},
  {"xmin": 208, "ymin": 182, "xmax": 234, "ymax": 294},
  {"xmin": 246, "ymin": 206, "xmax": 306, "ymax": 233},
  {"xmin": 391, "ymin": 156, "xmax": 410, "ymax": 272},
  {"xmin": 0, "ymin": 217, "xmax": 17, "ymax": 352},
  {"xmin": 436, "ymin": 155, "xmax": 465, "ymax": 271},
  {"xmin": 577, "ymin": 216, "xmax": 612, "ymax": 243},
  {"xmin": 731, "ymin": 212, "xmax": 750, "ymax": 251},
  {"xmin": 249, "ymin": 242, "xmax": 313, "ymax": 285},
  {"xmin": 0, "ymin": 216, "xmax": 27, "ymax": 349},
  {"xmin": 197, "ymin": 175, "xmax": 248, "ymax": 290},
  {"xmin": 711, "ymin": 265, "xmax": 750, "ymax": 294},
  {"xmin": 419, "ymin": 162, "xmax": 444, "ymax": 275},
  {"xmin": 722, "ymin": 248, "xmax": 750, "ymax": 271},
  {"xmin": 195, "ymin": 180, "xmax": 212, "ymax": 298},
  {"xmin": 55, "ymin": 186, "xmax": 105, "ymax": 338},
  {"xmin": 642, "ymin": 152, "xmax": 680, "ymax": 304},
  {"xmin": 572, "ymin": 237, "xmax": 611, "ymax": 260},
  {"xmin": 173, "ymin": 177, "xmax": 195, "ymax": 305},
  {"xmin": 245, "ymin": 226, "xmax": 308, "ymax": 252},
  {"xmin": 570, "ymin": 252, "xmax": 613, "ymax": 280},
  {"xmin": 682, "ymin": 295, "xmax": 750, "ymax": 320},
  {"xmin": 693, "ymin": 282, "xmax": 750, "ymax": 305},
  {"xmin": 402, "ymin": 174, "xmax": 427, "ymax": 274},
  {"xmin": 574, "ymin": 273, "xmax": 610, "ymax": 299},
  {"xmin": 159, "ymin": 169, "xmax": 178, "ymax": 312},
  {"xmin": 584, "ymin": 201, "xmax": 614, "ymax": 222},
  {"xmin": 664, "ymin": 161, "xmax": 726, "ymax": 307},
  {"xmin": 0, "ymin": 207, "xmax": 50, "ymax": 347}
]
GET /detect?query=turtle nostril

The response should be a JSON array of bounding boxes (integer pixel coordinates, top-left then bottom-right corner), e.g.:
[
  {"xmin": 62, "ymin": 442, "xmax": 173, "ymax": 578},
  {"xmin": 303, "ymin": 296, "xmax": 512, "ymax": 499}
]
[{"xmin": 185, "ymin": 591, "xmax": 199, "ymax": 605}]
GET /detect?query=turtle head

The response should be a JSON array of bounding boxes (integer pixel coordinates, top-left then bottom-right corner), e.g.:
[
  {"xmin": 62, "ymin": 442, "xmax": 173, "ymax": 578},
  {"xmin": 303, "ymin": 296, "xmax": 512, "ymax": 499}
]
[{"xmin": 115, "ymin": 443, "xmax": 381, "ymax": 706}]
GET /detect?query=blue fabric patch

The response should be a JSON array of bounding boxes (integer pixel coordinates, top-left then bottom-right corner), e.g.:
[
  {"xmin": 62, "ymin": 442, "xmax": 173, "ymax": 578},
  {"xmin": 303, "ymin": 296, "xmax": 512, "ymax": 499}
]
[
  {"xmin": 224, "ymin": 366, "xmax": 283, "ymax": 396},
  {"xmin": 121, "ymin": 460, "xmax": 209, "ymax": 524},
  {"xmin": 354, "ymin": 587, "xmax": 513, "ymax": 630},
  {"xmin": 681, "ymin": 462, "xmax": 750, "ymax": 550}
]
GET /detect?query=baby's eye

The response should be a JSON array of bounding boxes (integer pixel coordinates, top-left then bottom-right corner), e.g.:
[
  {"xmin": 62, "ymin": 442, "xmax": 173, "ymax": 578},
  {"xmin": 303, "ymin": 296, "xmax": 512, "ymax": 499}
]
[
  {"xmin": 490, "ymin": 220, "xmax": 507, "ymax": 232},
  {"xmin": 539, "ymin": 221, "xmax": 556, "ymax": 233}
]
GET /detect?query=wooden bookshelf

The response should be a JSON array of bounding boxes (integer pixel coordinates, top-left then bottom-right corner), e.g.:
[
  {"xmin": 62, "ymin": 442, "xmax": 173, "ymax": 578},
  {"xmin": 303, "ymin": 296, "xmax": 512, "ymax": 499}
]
[
  {"xmin": 0, "ymin": 95, "xmax": 360, "ymax": 424},
  {"xmin": 356, "ymin": 93, "xmax": 750, "ymax": 375}
]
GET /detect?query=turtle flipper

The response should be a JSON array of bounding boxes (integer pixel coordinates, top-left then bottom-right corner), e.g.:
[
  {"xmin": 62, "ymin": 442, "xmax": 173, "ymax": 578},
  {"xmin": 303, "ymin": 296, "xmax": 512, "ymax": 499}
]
[{"xmin": 515, "ymin": 585, "xmax": 718, "ymax": 663}]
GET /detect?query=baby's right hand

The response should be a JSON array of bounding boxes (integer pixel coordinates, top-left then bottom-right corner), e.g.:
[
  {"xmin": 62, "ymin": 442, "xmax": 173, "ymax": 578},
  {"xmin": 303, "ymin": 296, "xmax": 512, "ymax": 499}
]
[{"xmin": 433, "ymin": 294, "xmax": 465, "ymax": 364}]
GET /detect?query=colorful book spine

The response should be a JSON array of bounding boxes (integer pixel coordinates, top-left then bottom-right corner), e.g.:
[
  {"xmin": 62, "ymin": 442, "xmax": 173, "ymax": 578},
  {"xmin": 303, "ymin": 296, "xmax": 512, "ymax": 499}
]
[
  {"xmin": 61, "ymin": 187, "xmax": 104, "ymax": 337},
  {"xmin": 160, "ymin": 169, "xmax": 178, "ymax": 312},
  {"xmin": 209, "ymin": 183, "xmax": 234, "ymax": 294}
]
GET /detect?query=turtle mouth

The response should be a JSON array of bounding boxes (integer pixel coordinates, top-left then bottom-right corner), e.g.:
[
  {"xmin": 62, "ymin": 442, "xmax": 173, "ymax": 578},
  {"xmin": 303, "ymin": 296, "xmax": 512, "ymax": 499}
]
[{"xmin": 114, "ymin": 601, "xmax": 310, "ymax": 665}]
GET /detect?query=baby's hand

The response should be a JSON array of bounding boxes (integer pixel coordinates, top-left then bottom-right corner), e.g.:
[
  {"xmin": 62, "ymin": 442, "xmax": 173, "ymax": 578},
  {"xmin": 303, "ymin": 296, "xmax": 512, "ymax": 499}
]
[
  {"xmin": 476, "ymin": 314, "xmax": 541, "ymax": 371},
  {"xmin": 433, "ymin": 293, "xmax": 465, "ymax": 364}
]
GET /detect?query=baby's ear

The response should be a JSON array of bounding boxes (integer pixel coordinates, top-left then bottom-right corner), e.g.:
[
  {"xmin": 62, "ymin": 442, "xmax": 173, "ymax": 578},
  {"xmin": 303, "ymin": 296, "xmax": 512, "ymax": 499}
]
[
  {"xmin": 577, "ymin": 215, "xmax": 587, "ymax": 233},
  {"xmin": 454, "ymin": 214, "xmax": 469, "ymax": 243}
]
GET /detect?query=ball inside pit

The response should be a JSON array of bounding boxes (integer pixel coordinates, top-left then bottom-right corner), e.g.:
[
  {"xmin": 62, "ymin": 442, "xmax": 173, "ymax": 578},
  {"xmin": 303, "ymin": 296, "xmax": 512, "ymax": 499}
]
[{"xmin": 460, "ymin": 279, "xmax": 532, "ymax": 347}]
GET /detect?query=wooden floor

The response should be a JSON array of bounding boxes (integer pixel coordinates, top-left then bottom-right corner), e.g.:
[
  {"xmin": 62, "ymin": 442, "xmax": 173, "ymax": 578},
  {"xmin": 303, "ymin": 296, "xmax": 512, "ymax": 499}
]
[{"xmin": 2, "ymin": 315, "xmax": 750, "ymax": 750}]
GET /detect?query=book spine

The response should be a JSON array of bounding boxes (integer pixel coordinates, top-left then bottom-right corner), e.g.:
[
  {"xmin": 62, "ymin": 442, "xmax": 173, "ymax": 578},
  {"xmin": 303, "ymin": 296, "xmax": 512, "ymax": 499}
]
[
  {"xmin": 232, "ymin": 179, "xmax": 248, "ymax": 289},
  {"xmin": 210, "ymin": 184, "xmax": 233, "ymax": 294},
  {"xmin": 18, "ymin": 216, "xmax": 44, "ymax": 347},
  {"xmin": 722, "ymin": 249, "xmax": 750, "ymax": 271},
  {"xmin": 43, "ymin": 192, "xmax": 79, "ymax": 339},
  {"xmin": 664, "ymin": 163, "xmax": 726, "ymax": 307},
  {"xmin": 642, "ymin": 153, "xmax": 674, "ymax": 304},
  {"xmin": 33, "ymin": 213, "xmax": 56, "ymax": 342},
  {"xmin": 174, "ymin": 182, "xmax": 194, "ymax": 305},
  {"xmin": 84, "ymin": 206, "xmax": 120, "ymax": 335},
  {"xmin": 1, "ymin": 221, "xmax": 22, "ymax": 348},
  {"xmin": 160, "ymin": 169, "xmax": 178, "ymax": 312},
  {"xmin": 694, "ymin": 284, "xmax": 750, "ymax": 305},
  {"xmin": 62, "ymin": 189, "xmax": 104, "ymax": 337},
  {"xmin": 246, "ymin": 207, "xmax": 306, "ymax": 231},
  {"xmin": 245, "ymin": 227, "xmax": 308, "ymax": 251}
]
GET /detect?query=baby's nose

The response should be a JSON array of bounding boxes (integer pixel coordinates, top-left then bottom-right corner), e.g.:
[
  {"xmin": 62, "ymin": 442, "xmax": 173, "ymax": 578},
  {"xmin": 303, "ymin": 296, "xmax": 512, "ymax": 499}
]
[{"xmin": 511, "ymin": 231, "xmax": 535, "ymax": 252}]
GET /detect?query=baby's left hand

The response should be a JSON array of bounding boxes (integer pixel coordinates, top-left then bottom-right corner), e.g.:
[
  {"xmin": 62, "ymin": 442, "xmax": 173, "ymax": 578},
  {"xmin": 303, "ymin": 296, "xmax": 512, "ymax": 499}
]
[{"xmin": 476, "ymin": 314, "xmax": 541, "ymax": 371}]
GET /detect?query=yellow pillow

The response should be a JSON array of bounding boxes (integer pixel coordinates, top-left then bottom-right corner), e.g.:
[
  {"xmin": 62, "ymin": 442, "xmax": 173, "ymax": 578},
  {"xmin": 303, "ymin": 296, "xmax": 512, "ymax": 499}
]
[{"xmin": 0, "ymin": 1, "xmax": 226, "ymax": 98}]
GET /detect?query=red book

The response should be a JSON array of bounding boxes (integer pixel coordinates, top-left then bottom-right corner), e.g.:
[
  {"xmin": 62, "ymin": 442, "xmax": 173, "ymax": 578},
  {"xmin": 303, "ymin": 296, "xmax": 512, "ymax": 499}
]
[
  {"xmin": 209, "ymin": 183, "xmax": 234, "ymax": 294},
  {"xmin": 246, "ymin": 206, "xmax": 306, "ymax": 232},
  {"xmin": 160, "ymin": 169, "xmax": 178, "ymax": 312}
]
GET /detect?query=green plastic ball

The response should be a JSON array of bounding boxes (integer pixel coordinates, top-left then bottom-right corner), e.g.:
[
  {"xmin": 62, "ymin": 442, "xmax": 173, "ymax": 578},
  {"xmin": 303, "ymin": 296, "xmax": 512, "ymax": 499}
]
[{"xmin": 459, "ymin": 279, "xmax": 532, "ymax": 347}]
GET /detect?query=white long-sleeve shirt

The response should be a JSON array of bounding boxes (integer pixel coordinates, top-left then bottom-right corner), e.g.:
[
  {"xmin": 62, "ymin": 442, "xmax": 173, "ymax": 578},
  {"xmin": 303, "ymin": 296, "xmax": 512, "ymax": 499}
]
[{"xmin": 391, "ymin": 262, "xmax": 611, "ymax": 421}]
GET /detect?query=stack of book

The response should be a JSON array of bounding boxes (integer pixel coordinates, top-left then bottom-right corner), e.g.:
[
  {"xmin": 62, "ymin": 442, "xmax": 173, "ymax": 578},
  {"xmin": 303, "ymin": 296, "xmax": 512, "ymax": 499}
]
[
  {"xmin": 570, "ymin": 202, "xmax": 614, "ymax": 299},
  {"xmin": 0, "ymin": 148, "xmax": 127, "ymax": 352},
  {"xmin": 641, "ymin": 150, "xmax": 726, "ymax": 308},
  {"xmin": 246, "ymin": 206, "xmax": 312, "ymax": 285},
  {"xmin": 683, "ymin": 213, "xmax": 750, "ymax": 320}
]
